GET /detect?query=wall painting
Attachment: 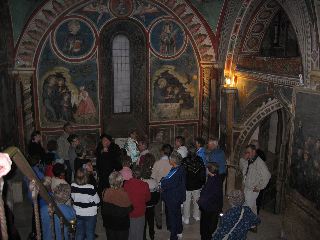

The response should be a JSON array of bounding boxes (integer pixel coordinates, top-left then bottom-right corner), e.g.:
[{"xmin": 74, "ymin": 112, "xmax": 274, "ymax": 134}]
[
  {"xmin": 42, "ymin": 129, "xmax": 100, "ymax": 156},
  {"xmin": 37, "ymin": 40, "xmax": 99, "ymax": 128},
  {"xmin": 290, "ymin": 88, "xmax": 320, "ymax": 209},
  {"xmin": 150, "ymin": 44, "xmax": 199, "ymax": 122}
]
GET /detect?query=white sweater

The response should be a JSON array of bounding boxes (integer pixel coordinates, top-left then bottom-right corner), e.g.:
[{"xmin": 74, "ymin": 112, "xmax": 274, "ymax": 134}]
[{"xmin": 239, "ymin": 156, "xmax": 271, "ymax": 191}]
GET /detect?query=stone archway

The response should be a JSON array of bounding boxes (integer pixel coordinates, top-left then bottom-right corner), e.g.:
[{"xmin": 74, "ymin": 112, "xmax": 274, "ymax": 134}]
[
  {"xmin": 232, "ymin": 98, "xmax": 284, "ymax": 162},
  {"xmin": 223, "ymin": 0, "xmax": 317, "ymax": 84}
]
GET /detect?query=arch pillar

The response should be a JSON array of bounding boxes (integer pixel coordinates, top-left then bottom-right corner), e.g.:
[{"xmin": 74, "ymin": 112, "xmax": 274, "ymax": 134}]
[{"xmin": 11, "ymin": 68, "xmax": 35, "ymax": 151}]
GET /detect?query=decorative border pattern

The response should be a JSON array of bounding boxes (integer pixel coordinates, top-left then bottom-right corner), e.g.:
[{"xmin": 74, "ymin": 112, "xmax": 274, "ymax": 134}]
[
  {"xmin": 50, "ymin": 15, "xmax": 98, "ymax": 63},
  {"xmin": 241, "ymin": 0, "xmax": 280, "ymax": 53},
  {"xmin": 236, "ymin": 69, "xmax": 301, "ymax": 87},
  {"xmin": 14, "ymin": 0, "xmax": 217, "ymax": 67},
  {"xmin": 232, "ymin": 97, "xmax": 283, "ymax": 163}
]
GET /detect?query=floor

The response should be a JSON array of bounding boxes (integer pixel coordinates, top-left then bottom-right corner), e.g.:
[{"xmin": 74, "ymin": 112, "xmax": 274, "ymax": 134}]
[{"xmin": 14, "ymin": 199, "xmax": 284, "ymax": 240}]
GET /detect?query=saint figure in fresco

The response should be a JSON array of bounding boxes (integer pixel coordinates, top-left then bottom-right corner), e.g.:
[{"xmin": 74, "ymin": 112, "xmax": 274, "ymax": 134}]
[
  {"xmin": 42, "ymin": 75, "xmax": 58, "ymax": 121},
  {"xmin": 160, "ymin": 21, "xmax": 176, "ymax": 55},
  {"xmin": 76, "ymin": 86, "xmax": 96, "ymax": 118},
  {"xmin": 63, "ymin": 20, "xmax": 86, "ymax": 56},
  {"xmin": 153, "ymin": 78, "xmax": 168, "ymax": 104},
  {"xmin": 116, "ymin": 0, "xmax": 126, "ymax": 15}
]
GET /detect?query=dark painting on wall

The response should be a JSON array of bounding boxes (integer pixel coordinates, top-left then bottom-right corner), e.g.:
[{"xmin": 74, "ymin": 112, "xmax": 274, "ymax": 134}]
[
  {"xmin": 175, "ymin": 123, "xmax": 198, "ymax": 147},
  {"xmin": 53, "ymin": 18, "xmax": 96, "ymax": 60},
  {"xmin": 76, "ymin": 0, "xmax": 111, "ymax": 28},
  {"xmin": 150, "ymin": 19, "xmax": 186, "ymax": 58},
  {"xmin": 150, "ymin": 44, "xmax": 199, "ymax": 122},
  {"xmin": 37, "ymin": 40, "xmax": 99, "ymax": 128},
  {"xmin": 290, "ymin": 89, "xmax": 320, "ymax": 209},
  {"xmin": 149, "ymin": 125, "xmax": 174, "ymax": 146},
  {"xmin": 42, "ymin": 129, "xmax": 100, "ymax": 157},
  {"xmin": 132, "ymin": 0, "xmax": 166, "ymax": 27}
]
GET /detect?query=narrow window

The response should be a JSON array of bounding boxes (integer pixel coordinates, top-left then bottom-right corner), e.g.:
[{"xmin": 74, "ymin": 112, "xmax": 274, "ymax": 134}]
[{"xmin": 112, "ymin": 34, "xmax": 130, "ymax": 113}]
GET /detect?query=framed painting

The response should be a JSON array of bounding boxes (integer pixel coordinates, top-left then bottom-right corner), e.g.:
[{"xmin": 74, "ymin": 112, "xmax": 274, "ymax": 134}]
[
  {"xmin": 175, "ymin": 123, "xmax": 198, "ymax": 147},
  {"xmin": 290, "ymin": 87, "xmax": 320, "ymax": 210},
  {"xmin": 149, "ymin": 124, "xmax": 174, "ymax": 146},
  {"xmin": 42, "ymin": 128, "xmax": 101, "ymax": 156},
  {"xmin": 150, "ymin": 44, "xmax": 199, "ymax": 122}
]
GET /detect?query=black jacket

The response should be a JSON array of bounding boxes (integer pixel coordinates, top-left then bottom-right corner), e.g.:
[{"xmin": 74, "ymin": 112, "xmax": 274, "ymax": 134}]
[
  {"xmin": 182, "ymin": 154, "xmax": 206, "ymax": 191},
  {"xmin": 96, "ymin": 142, "xmax": 122, "ymax": 194}
]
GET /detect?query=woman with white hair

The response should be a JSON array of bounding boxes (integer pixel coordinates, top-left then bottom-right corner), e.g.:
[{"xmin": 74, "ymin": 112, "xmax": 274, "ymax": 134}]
[
  {"xmin": 102, "ymin": 171, "xmax": 133, "ymax": 240},
  {"xmin": 212, "ymin": 190, "xmax": 260, "ymax": 240}
]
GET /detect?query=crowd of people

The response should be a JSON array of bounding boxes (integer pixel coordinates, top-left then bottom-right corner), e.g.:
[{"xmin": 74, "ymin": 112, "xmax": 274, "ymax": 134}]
[{"xmin": 25, "ymin": 122, "xmax": 271, "ymax": 240}]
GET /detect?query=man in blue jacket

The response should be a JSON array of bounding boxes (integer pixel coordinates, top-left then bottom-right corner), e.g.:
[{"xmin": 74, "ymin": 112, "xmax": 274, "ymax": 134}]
[
  {"xmin": 206, "ymin": 138, "xmax": 227, "ymax": 181},
  {"xmin": 161, "ymin": 151, "xmax": 186, "ymax": 240}
]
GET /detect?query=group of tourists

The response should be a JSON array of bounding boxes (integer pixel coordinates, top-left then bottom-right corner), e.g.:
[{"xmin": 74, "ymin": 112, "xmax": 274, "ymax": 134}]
[{"xmin": 26, "ymin": 122, "xmax": 271, "ymax": 240}]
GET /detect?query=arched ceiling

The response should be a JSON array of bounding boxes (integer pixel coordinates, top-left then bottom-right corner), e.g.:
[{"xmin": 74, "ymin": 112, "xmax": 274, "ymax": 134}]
[
  {"xmin": 241, "ymin": 0, "xmax": 280, "ymax": 54},
  {"xmin": 14, "ymin": 0, "xmax": 218, "ymax": 68},
  {"xmin": 223, "ymin": 0, "xmax": 317, "ymax": 83}
]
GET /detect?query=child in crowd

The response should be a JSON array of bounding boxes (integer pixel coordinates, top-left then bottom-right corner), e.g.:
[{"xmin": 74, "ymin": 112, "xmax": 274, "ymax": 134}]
[
  {"xmin": 71, "ymin": 168, "xmax": 100, "ymax": 240},
  {"xmin": 124, "ymin": 129, "xmax": 140, "ymax": 164},
  {"xmin": 120, "ymin": 155, "xmax": 133, "ymax": 181}
]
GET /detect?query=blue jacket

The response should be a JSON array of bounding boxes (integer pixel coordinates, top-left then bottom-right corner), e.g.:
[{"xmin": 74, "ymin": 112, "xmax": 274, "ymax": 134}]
[
  {"xmin": 197, "ymin": 147, "xmax": 207, "ymax": 165},
  {"xmin": 212, "ymin": 206, "xmax": 260, "ymax": 240},
  {"xmin": 207, "ymin": 149, "xmax": 226, "ymax": 174},
  {"xmin": 198, "ymin": 174, "xmax": 223, "ymax": 212},
  {"xmin": 41, "ymin": 203, "xmax": 76, "ymax": 240},
  {"xmin": 161, "ymin": 166, "xmax": 186, "ymax": 205}
]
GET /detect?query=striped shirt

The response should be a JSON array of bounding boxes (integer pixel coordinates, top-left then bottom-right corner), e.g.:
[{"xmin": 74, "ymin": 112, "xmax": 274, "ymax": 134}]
[{"xmin": 71, "ymin": 183, "xmax": 100, "ymax": 216}]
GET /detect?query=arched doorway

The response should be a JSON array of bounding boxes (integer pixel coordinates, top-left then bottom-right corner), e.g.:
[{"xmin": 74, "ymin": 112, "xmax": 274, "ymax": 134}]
[{"xmin": 100, "ymin": 20, "xmax": 147, "ymax": 137}]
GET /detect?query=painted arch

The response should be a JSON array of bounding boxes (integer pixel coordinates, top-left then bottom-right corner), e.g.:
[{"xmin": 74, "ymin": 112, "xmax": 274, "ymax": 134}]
[{"xmin": 14, "ymin": 0, "xmax": 217, "ymax": 67}]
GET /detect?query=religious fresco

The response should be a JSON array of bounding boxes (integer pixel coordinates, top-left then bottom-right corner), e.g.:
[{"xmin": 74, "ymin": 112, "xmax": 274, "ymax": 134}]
[
  {"xmin": 175, "ymin": 123, "xmax": 198, "ymax": 147},
  {"xmin": 42, "ymin": 129, "xmax": 100, "ymax": 156},
  {"xmin": 37, "ymin": 40, "xmax": 99, "ymax": 128},
  {"xmin": 76, "ymin": 0, "xmax": 112, "ymax": 29},
  {"xmin": 149, "ymin": 125, "xmax": 175, "ymax": 146},
  {"xmin": 189, "ymin": 0, "xmax": 225, "ymax": 31},
  {"xmin": 132, "ymin": 1, "xmax": 166, "ymax": 28},
  {"xmin": 290, "ymin": 89, "xmax": 320, "ymax": 209},
  {"xmin": 109, "ymin": 0, "xmax": 134, "ymax": 17},
  {"xmin": 150, "ymin": 44, "xmax": 199, "ymax": 122},
  {"xmin": 150, "ymin": 19, "xmax": 186, "ymax": 58},
  {"xmin": 53, "ymin": 18, "xmax": 96, "ymax": 60}
]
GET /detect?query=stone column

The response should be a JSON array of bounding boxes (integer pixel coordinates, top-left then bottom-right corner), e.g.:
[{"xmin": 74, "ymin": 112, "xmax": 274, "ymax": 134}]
[
  {"xmin": 222, "ymin": 87, "xmax": 237, "ymax": 194},
  {"xmin": 201, "ymin": 62, "xmax": 216, "ymax": 139},
  {"xmin": 12, "ymin": 68, "xmax": 35, "ymax": 151}
]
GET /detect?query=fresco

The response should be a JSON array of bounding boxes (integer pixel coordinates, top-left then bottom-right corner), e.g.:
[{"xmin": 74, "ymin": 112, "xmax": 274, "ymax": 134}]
[
  {"xmin": 236, "ymin": 78, "xmax": 269, "ymax": 110},
  {"xmin": 290, "ymin": 90, "xmax": 320, "ymax": 209},
  {"xmin": 9, "ymin": 0, "xmax": 44, "ymax": 44},
  {"xmin": 175, "ymin": 123, "xmax": 198, "ymax": 147},
  {"xmin": 189, "ymin": 0, "xmax": 225, "ymax": 31},
  {"xmin": 132, "ymin": 1, "xmax": 166, "ymax": 28},
  {"xmin": 109, "ymin": 0, "xmax": 134, "ymax": 17},
  {"xmin": 43, "ymin": 129, "xmax": 100, "ymax": 157},
  {"xmin": 150, "ymin": 19, "xmax": 186, "ymax": 58},
  {"xmin": 38, "ymin": 40, "xmax": 99, "ymax": 128},
  {"xmin": 150, "ymin": 44, "xmax": 199, "ymax": 122},
  {"xmin": 53, "ymin": 18, "xmax": 96, "ymax": 60},
  {"xmin": 149, "ymin": 125, "xmax": 174, "ymax": 146},
  {"xmin": 76, "ymin": 0, "xmax": 112, "ymax": 29}
]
